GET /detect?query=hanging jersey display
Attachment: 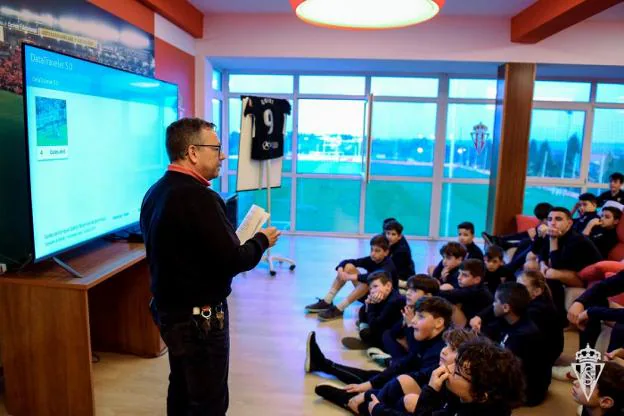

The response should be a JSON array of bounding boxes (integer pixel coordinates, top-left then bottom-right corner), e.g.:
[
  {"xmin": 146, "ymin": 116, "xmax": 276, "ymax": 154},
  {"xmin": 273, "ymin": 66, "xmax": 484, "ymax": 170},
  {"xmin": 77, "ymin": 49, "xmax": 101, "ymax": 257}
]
[{"xmin": 243, "ymin": 96, "xmax": 291, "ymax": 161}]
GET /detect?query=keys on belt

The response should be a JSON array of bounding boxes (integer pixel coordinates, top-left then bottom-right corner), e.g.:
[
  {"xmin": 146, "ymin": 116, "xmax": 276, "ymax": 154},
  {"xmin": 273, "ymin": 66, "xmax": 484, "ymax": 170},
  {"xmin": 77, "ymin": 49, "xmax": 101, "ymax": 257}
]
[{"xmin": 192, "ymin": 304, "xmax": 225, "ymax": 331}]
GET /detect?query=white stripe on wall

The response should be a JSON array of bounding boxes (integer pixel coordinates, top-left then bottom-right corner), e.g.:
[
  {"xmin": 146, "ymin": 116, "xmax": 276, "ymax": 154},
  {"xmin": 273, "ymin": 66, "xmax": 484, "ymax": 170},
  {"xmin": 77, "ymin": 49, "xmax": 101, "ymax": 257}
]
[{"xmin": 154, "ymin": 13, "xmax": 196, "ymax": 56}]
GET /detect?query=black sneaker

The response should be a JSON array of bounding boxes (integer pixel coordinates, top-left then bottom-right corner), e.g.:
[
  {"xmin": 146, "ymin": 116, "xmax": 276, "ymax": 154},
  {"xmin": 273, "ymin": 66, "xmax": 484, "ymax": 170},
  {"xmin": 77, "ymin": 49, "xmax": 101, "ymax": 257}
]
[
  {"xmin": 341, "ymin": 336, "xmax": 369, "ymax": 350},
  {"xmin": 315, "ymin": 383, "xmax": 358, "ymax": 409},
  {"xmin": 305, "ymin": 298, "xmax": 332, "ymax": 313},
  {"xmin": 318, "ymin": 305, "xmax": 344, "ymax": 321},
  {"xmin": 305, "ymin": 331, "xmax": 327, "ymax": 373}
]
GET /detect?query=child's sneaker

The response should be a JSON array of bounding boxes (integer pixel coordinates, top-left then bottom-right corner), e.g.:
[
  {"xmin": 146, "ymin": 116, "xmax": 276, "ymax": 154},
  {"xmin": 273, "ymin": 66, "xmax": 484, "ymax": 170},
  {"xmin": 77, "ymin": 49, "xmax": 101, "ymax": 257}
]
[
  {"xmin": 305, "ymin": 331, "xmax": 327, "ymax": 373},
  {"xmin": 366, "ymin": 347, "xmax": 386, "ymax": 359},
  {"xmin": 305, "ymin": 298, "xmax": 332, "ymax": 313},
  {"xmin": 318, "ymin": 305, "xmax": 343, "ymax": 321},
  {"xmin": 371, "ymin": 353, "xmax": 392, "ymax": 367}
]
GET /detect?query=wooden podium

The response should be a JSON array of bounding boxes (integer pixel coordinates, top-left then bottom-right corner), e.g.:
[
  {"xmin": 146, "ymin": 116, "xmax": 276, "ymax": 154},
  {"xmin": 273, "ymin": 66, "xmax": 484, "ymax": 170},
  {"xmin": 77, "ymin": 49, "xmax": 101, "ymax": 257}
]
[{"xmin": 0, "ymin": 240, "xmax": 165, "ymax": 416}]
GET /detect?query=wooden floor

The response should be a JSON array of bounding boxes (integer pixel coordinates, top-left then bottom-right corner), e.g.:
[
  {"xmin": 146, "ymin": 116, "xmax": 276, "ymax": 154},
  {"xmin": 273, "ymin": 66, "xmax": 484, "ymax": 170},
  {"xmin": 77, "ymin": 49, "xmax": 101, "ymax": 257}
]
[{"xmin": 0, "ymin": 236, "xmax": 580, "ymax": 415}]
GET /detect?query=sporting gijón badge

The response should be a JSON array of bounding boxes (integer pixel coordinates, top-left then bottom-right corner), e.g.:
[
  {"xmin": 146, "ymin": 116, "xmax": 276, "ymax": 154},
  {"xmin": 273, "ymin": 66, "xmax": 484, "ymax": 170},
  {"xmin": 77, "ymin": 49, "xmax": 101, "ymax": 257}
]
[{"xmin": 243, "ymin": 96, "xmax": 291, "ymax": 160}]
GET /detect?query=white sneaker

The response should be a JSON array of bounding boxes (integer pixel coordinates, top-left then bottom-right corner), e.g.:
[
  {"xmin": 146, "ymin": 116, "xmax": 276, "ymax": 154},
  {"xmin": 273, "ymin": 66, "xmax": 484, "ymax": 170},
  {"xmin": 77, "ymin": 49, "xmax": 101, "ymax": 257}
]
[
  {"xmin": 552, "ymin": 365, "xmax": 576, "ymax": 382},
  {"xmin": 366, "ymin": 347, "xmax": 386, "ymax": 359}
]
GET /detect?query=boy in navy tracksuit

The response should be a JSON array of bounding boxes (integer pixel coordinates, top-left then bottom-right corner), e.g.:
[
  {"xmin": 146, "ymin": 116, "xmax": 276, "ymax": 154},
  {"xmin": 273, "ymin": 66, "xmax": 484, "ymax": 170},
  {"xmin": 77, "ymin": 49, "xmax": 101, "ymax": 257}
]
[
  {"xmin": 582, "ymin": 206, "xmax": 621, "ymax": 259},
  {"xmin": 430, "ymin": 242, "xmax": 466, "ymax": 289},
  {"xmin": 342, "ymin": 271, "xmax": 404, "ymax": 350},
  {"xmin": 439, "ymin": 259, "xmax": 493, "ymax": 328},
  {"xmin": 483, "ymin": 245, "xmax": 516, "ymax": 295},
  {"xmin": 383, "ymin": 218, "xmax": 416, "ymax": 289},
  {"xmin": 571, "ymin": 193, "xmax": 600, "ymax": 233},
  {"xmin": 379, "ymin": 275, "xmax": 440, "ymax": 361},
  {"xmin": 306, "ymin": 297, "xmax": 454, "ymax": 414},
  {"xmin": 485, "ymin": 282, "xmax": 551, "ymax": 407},
  {"xmin": 457, "ymin": 222, "xmax": 484, "ymax": 262},
  {"xmin": 306, "ymin": 234, "xmax": 397, "ymax": 321}
]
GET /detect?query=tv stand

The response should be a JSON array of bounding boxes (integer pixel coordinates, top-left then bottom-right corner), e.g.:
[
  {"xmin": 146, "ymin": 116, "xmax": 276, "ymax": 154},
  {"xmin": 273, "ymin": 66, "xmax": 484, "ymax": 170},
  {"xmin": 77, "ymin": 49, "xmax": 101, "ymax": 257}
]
[{"xmin": 52, "ymin": 256, "xmax": 85, "ymax": 278}]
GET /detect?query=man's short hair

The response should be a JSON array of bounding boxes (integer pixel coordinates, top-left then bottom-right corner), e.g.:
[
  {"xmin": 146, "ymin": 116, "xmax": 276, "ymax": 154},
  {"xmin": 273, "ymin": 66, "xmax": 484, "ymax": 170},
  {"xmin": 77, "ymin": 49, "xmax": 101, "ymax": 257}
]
[
  {"xmin": 370, "ymin": 234, "xmax": 390, "ymax": 251},
  {"xmin": 485, "ymin": 245, "xmax": 504, "ymax": 261},
  {"xmin": 533, "ymin": 202, "xmax": 554, "ymax": 221},
  {"xmin": 461, "ymin": 259, "xmax": 485, "ymax": 278},
  {"xmin": 548, "ymin": 207, "xmax": 572, "ymax": 220},
  {"xmin": 166, "ymin": 118, "xmax": 216, "ymax": 162},
  {"xmin": 440, "ymin": 242, "xmax": 467, "ymax": 259},
  {"xmin": 457, "ymin": 221, "xmax": 475, "ymax": 235},
  {"xmin": 383, "ymin": 219, "xmax": 404, "ymax": 235},
  {"xmin": 407, "ymin": 274, "xmax": 440, "ymax": 295},
  {"xmin": 579, "ymin": 193, "xmax": 598, "ymax": 204},
  {"xmin": 367, "ymin": 270, "xmax": 392, "ymax": 285},
  {"xmin": 414, "ymin": 296, "xmax": 454, "ymax": 329},
  {"xmin": 495, "ymin": 282, "xmax": 531, "ymax": 316},
  {"xmin": 609, "ymin": 172, "xmax": 624, "ymax": 183},
  {"xmin": 603, "ymin": 206, "xmax": 623, "ymax": 221}
]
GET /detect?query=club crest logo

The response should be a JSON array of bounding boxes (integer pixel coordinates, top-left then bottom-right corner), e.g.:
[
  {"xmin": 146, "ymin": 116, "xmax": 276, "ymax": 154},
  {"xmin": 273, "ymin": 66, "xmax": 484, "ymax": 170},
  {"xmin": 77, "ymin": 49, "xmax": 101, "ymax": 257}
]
[{"xmin": 571, "ymin": 344, "xmax": 604, "ymax": 401}]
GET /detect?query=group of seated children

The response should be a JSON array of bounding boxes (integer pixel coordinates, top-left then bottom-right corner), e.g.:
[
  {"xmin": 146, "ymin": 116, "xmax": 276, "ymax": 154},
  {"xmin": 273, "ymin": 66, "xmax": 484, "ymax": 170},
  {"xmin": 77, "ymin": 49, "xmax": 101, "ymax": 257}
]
[{"xmin": 301, "ymin": 171, "xmax": 624, "ymax": 414}]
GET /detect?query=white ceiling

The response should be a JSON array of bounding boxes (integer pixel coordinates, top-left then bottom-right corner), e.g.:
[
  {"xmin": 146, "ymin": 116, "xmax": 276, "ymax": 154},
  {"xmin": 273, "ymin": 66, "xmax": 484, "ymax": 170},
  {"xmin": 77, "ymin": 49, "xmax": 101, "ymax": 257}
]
[{"xmin": 190, "ymin": 0, "xmax": 624, "ymax": 20}]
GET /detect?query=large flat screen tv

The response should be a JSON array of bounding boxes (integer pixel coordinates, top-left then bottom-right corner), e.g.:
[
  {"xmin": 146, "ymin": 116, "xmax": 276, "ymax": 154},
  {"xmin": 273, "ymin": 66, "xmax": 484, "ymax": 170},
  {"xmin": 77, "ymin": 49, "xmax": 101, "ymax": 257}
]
[{"xmin": 22, "ymin": 43, "xmax": 178, "ymax": 262}]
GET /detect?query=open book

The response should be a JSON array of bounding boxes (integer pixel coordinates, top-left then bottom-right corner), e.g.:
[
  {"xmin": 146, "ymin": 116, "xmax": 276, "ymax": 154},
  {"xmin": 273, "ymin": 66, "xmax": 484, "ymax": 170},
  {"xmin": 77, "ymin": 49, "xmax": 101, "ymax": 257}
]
[{"xmin": 235, "ymin": 204, "xmax": 270, "ymax": 244}]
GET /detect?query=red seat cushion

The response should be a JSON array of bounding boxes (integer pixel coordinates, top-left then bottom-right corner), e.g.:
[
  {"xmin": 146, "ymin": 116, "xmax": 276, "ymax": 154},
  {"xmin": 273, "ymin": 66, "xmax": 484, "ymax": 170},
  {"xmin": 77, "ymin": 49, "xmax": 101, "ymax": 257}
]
[{"xmin": 515, "ymin": 215, "xmax": 540, "ymax": 233}]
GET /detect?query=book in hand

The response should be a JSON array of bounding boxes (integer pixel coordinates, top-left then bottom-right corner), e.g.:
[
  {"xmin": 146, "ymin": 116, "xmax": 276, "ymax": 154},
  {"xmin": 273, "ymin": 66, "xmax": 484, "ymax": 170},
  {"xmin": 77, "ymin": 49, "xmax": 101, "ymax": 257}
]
[{"xmin": 236, "ymin": 204, "xmax": 270, "ymax": 244}]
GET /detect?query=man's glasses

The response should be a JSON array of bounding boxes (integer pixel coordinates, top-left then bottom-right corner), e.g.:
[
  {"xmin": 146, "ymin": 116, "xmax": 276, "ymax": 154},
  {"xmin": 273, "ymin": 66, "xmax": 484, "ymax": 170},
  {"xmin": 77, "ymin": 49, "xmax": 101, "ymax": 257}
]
[{"xmin": 190, "ymin": 143, "xmax": 222, "ymax": 154}]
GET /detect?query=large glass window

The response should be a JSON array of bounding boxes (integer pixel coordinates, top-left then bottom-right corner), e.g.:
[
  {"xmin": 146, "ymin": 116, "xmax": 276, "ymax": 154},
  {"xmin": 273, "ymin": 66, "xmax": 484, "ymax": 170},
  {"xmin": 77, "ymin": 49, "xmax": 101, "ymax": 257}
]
[
  {"xmin": 522, "ymin": 186, "xmax": 580, "ymax": 215},
  {"xmin": 300, "ymin": 76, "xmax": 365, "ymax": 95},
  {"xmin": 445, "ymin": 104, "xmax": 495, "ymax": 179},
  {"xmin": 439, "ymin": 184, "xmax": 489, "ymax": 237},
  {"xmin": 371, "ymin": 77, "xmax": 438, "ymax": 98},
  {"xmin": 449, "ymin": 79, "xmax": 497, "ymax": 99},
  {"xmin": 228, "ymin": 176, "xmax": 291, "ymax": 230},
  {"xmin": 596, "ymin": 83, "xmax": 624, "ymax": 104},
  {"xmin": 228, "ymin": 98, "xmax": 293, "ymax": 172},
  {"xmin": 212, "ymin": 98, "xmax": 221, "ymax": 136},
  {"xmin": 297, "ymin": 99, "xmax": 365, "ymax": 175},
  {"xmin": 533, "ymin": 81, "xmax": 591, "ymax": 102},
  {"xmin": 229, "ymin": 74, "xmax": 293, "ymax": 94},
  {"xmin": 371, "ymin": 102, "xmax": 437, "ymax": 177},
  {"xmin": 364, "ymin": 181, "xmax": 432, "ymax": 236},
  {"xmin": 589, "ymin": 109, "xmax": 624, "ymax": 184},
  {"xmin": 296, "ymin": 178, "xmax": 360, "ymax": 232},
  {"xmin": 212, "ymin": 69, "xmax": 221, "ymax": 91},
  {"xmin": 527, "ymin": 110, "xmax": 586, "ymax": 179}
]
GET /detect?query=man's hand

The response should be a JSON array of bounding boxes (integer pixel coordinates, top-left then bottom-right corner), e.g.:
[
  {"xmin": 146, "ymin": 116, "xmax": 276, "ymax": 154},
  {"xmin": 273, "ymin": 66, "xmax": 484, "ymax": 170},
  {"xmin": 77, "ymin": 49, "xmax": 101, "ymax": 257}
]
[
  {"xmin": 537, "ymin": 224, "xmax": 549, "ymax": 238},
  {"xmin": 567, "ymin": 301, "xmax": 585, "ymax": 325},
  {"xmin": 576, "ymin": 310, "xmax": 589, "ymax": 331},
  {"xmin": 368, "ymin": 394, "xmax": 380, "ymax": 415},
  {"xmin": 548, "ymin": 226, "xmax": 561, "ymax": 239},
  {"xmin": 469, "ymin": 316, "xmax": 482, "ymax": 333},
  {"xmin": 606, "ymin": 348, "xmax": 624, "ymax": 361},
  {"xmin": 428, "ymin": 366, "xmax": 450, "ymax": 392},
  {"xmin": 345, "ymin": 382, "xmax": 372, "ymax": 393},
  {"xmin": 259, "ymin": 226, "xmax": 280, "ymax": 247}
]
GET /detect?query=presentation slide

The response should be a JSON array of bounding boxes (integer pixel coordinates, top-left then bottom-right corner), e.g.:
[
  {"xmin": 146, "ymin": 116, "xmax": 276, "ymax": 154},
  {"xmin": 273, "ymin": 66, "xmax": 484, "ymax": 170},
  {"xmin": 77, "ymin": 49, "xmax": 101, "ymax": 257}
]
[{"xmin": 23, "ymin": 45, "xmax": 178, "ymax": 261}]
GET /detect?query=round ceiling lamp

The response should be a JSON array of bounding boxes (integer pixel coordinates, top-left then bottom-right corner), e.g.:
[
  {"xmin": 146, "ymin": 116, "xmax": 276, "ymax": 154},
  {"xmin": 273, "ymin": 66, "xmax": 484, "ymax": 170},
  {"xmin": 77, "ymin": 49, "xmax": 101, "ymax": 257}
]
[{"xmin": 289, "ymin": 0, "xmax": 445, "ymax": 30}]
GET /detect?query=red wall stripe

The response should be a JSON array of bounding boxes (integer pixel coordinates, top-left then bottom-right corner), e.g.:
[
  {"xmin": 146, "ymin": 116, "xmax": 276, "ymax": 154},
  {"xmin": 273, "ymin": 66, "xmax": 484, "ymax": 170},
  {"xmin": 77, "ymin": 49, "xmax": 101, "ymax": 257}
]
[{"xmin": 155, "ymin": 38, "xmax": 195, "ymax": 118}]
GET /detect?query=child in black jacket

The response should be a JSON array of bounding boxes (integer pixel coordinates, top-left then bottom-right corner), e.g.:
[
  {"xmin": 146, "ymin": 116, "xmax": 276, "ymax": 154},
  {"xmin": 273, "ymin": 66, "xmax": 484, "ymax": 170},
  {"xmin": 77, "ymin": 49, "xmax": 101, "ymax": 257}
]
[
  {"xmin": 369, "ymin": 338, "xmax": 525, "ymax": 416},
  {"xmin": 384, "ymin": 219, "xmax": 416, "ymax": 288},
  {"xmin": 483, "ymin": 245, "xmax": 516, "ymax": 295},
  {"xmin": 430, "ymin": 242, "xmax": 466, "ymax": 289}
]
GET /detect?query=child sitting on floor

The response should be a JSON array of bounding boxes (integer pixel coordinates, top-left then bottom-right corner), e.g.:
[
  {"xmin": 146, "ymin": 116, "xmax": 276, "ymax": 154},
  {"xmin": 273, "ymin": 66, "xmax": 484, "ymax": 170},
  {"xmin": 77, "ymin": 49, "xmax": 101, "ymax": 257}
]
[
  {"xmin": 429, "ymin": 242, "xmax": 466, "ymax": 289},
  {"xmin": 483, "ymin": 245, "xmax": 515, "ymax": 295},
  {"xmin": 305, "ymin": 234, "xmax": 397, "ymax": 321},
  {"xmin": 383, "ymin": 218, "xmax": 416, "ymax": 289}
]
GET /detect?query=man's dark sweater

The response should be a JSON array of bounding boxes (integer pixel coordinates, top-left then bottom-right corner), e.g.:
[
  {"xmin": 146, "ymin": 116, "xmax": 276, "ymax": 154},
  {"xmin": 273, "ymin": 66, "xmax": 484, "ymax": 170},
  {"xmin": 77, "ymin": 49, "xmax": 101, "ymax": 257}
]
[
  {"xmin": 573, "ymin": 211, "xmax": 600, "ymax": 233},
  {"xmin": 597, "ymin": 189, "xmax": 624, "ymax": 207},
  {"xmin": 391, "ymin": 236, "xmax": 415, "ymax": 281},
  {"xmin": 535, "ymin": 228, "xmax": 602, "ymax": 272},
  {"xmin": 577, "ymin": 270, "xmax": 624, "ymax": 324},
  {"xmin": 140, "ymin": 171, "xmax": 269, "ymax": 310},
  {"xmin": 369, "ymin": 333, "xmax": 445, "ymax": 389},
  {"xmin": 338, "ymin": 256, "xmax": 398, "ymax": 288},
  {"xmin": 487, "ymin": 316, "xmax": 550, "ymax": 407},
  {"xmin": 589, "ymin": 225, "xmax": 619, "ymax": 259},
  {"xmin": 439, "ymin": 284, "xmax": 493, "ymax": 323},
  {"xmin": 359, "ymin": 290, "xmax": 405, "ymax": 347}
]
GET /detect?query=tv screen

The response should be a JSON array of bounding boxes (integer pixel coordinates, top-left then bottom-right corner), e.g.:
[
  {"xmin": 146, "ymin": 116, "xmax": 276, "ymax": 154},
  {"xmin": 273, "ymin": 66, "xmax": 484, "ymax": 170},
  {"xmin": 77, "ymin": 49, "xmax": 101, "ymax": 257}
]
[{"xmin": 22, "ymin": 44, "xmax": 178, "ymax": 262}]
